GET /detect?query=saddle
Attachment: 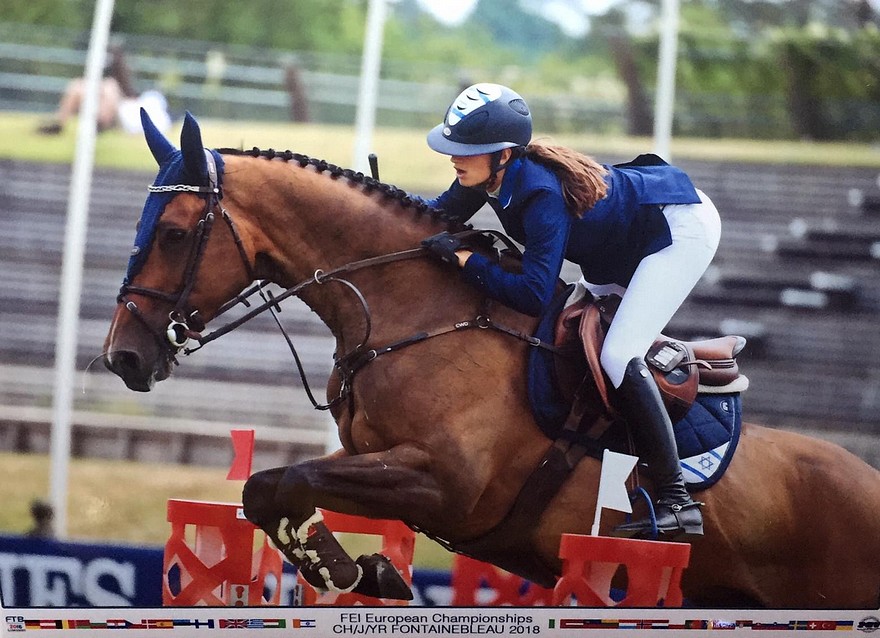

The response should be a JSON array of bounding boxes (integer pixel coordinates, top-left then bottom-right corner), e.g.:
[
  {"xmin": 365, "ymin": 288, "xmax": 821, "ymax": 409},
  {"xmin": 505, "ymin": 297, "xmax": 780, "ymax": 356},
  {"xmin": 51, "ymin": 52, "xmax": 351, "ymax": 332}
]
[
  {"xmin": 448, "ymin": 292, "xmax": 748, "ymax": 587},
  {"xmin": 555, "ymin": 294, "xmax": 748, "ymax": 436}
]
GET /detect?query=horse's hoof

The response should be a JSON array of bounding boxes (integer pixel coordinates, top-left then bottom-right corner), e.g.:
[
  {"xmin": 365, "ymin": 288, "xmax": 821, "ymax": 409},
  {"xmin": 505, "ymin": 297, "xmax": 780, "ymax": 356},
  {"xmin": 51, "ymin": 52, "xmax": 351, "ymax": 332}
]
[{"xmin": 353, "ymin": 553, "xmax": 414, "ymax": 601}]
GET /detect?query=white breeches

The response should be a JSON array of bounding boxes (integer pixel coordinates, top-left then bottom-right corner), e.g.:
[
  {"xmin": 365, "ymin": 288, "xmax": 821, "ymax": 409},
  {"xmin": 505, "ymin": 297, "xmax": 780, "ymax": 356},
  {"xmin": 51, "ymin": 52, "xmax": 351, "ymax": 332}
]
[{"xmin": 577, "ymin": 190, "xmax": 722, "ymax": 389}]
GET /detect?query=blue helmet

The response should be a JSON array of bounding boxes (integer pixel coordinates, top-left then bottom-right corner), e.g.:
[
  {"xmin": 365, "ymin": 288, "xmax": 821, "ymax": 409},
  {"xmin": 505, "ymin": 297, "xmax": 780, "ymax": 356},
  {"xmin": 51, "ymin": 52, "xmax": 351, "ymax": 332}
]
[{"xmin": 427, "ymin": 83, "xmax": 532, "ymax": 156}]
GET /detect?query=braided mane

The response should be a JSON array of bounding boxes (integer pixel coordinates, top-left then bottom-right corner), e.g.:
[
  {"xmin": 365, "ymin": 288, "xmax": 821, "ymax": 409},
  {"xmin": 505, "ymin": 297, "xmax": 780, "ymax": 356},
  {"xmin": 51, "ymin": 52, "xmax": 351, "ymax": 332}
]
[{"xmin": 217, "ymin": 146, "xmax": 466, "ymax": 231}]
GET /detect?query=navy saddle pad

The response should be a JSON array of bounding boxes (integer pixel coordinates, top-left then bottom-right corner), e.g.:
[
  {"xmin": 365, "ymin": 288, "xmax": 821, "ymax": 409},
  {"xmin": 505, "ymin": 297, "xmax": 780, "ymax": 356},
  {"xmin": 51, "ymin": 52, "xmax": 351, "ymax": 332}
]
[{"xmin": 527, "ymin": 287, "xmax": 742, "ymax": 492}]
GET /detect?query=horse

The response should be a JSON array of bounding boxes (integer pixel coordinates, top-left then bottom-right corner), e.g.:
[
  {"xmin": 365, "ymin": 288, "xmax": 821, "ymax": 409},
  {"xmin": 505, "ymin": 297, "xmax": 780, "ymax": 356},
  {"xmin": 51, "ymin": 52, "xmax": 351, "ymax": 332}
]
[{"xmin": 103, "ymin": 110, "xmax": 880, "ymax": 609}]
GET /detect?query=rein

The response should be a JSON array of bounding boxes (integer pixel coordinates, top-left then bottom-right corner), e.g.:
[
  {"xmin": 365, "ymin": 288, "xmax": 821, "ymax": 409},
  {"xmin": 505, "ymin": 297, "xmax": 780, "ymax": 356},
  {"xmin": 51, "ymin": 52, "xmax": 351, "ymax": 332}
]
[
  {"xmin": 121, "ymin": 168, "xmax": 561, "ymax": 411},
  {"xmin": 189, "ymin": 228, "xmax": 560, "ymax": 411}
]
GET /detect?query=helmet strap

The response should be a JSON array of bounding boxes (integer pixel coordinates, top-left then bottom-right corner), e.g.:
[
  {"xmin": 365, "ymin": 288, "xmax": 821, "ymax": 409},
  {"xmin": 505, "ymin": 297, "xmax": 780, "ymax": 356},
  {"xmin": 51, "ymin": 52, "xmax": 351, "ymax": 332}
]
[{"xmin": 474, "ymin": 147, "xmax": 523, "ymax": 192}]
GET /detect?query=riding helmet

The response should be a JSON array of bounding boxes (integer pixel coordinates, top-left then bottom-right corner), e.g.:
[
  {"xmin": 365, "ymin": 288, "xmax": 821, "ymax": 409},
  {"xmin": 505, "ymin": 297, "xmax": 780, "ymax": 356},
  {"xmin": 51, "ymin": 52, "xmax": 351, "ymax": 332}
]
[{"xmin": 427, "ymin": 83, "xmax": 532, "ymax": 156}]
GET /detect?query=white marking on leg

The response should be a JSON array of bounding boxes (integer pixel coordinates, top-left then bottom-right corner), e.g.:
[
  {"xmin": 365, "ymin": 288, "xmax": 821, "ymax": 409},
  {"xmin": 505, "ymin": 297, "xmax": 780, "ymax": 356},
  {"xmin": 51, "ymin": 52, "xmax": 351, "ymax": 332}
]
[
  {"xmin": 321, "ymin": 563, "xmax": 363, "ymax": 594},
  {"xmin": 294, "ymin": 510, "xmax": 325, "ymax": 546},
  {"xmin": 276, "ymin": 517, "xmax": 291, "ymax": 546}
]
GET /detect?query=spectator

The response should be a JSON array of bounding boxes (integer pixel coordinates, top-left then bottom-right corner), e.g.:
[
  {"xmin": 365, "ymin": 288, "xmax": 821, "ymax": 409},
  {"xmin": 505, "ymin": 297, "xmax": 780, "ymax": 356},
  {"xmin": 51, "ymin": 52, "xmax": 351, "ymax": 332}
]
[
  {"xmin": 26, "ymin": 499, "xmax": 55, "ymax": 538},
  {"xmin": 38, "ymin": 45, "xmax": 171, "ymax": 136}
]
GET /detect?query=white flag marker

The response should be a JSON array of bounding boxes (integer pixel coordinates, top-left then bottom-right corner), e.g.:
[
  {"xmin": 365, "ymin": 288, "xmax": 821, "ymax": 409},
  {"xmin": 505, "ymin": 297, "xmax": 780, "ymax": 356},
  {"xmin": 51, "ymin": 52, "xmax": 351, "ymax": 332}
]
[{"xmin": 592, "ymin": 449, "xmax": 639, "ymax": 535}]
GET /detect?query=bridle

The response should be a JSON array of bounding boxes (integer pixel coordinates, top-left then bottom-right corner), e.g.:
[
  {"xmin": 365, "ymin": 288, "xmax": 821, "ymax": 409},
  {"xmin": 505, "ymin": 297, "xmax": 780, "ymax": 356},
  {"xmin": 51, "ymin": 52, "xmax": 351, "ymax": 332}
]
[
  {"xmin": 117, "ymin": 160, "xmax": 562, "ymax": 412},
  {"xmin": 116, "ymin": 151, "xmax": 255, "ymax": 363}
]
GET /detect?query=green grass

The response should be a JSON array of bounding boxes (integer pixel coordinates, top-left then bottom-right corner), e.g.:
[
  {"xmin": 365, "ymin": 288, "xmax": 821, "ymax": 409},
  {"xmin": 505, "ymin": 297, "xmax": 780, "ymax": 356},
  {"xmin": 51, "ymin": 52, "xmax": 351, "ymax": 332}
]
[
  {"xmin": 2, "ymin": 451, "xmax": 245, "ymax": 543},
  {"xmin": 1, "ymin": 452, "xmax": 453, "ymax": 570},
  {"xmin": 3, "ymin": 112, "xmax": 454, "ymax": 192},
  {"xmin": 5, "ymin": 111, "xmax": 879, "ymax": 197}
]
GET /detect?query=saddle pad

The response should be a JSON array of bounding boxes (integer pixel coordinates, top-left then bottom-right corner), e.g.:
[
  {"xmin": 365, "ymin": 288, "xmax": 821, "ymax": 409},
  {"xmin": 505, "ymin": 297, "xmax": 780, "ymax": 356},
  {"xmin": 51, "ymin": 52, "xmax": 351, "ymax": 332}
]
[
  {"xmin": 527, "ymin": 284, "xmax": 576, "ymax": 435},
  {"xmin": 675, "ymin": 392, "xmax": 742, "ymax": 491},
  {"xmin": 527, "ymin": 290, "xmax": 742, "ymax": 492}
]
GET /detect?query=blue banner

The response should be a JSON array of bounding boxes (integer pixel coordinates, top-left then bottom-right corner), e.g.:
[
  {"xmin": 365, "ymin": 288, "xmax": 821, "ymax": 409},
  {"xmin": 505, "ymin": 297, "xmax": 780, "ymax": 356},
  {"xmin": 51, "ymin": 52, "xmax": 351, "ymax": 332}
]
[
  {"xmin": 0, "ymin": 535, "xmax": 453, "ymax": 608},
  {"xmin": 0, "ymin": 535, "xmax": 163, "ymax": 607}
]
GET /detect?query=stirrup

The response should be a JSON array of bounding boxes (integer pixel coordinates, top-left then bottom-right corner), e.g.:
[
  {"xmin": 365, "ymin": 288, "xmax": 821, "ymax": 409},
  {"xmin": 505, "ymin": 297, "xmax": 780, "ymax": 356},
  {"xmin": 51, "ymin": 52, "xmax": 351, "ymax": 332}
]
[{"xmin": 613, "ymin": 500, "xmax": 704, "ymax": 540}]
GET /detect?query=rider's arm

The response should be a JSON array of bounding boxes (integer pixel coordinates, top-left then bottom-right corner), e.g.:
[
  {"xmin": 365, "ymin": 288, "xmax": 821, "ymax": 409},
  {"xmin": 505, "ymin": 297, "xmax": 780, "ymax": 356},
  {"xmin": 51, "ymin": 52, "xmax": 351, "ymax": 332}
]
[
  {"xmin": 459, "ymin": 190, "xmax": 571, "ymax": 316},
  {"xmin": 420, "ymin": 180, "xmax": 487, "ymax": 224}
]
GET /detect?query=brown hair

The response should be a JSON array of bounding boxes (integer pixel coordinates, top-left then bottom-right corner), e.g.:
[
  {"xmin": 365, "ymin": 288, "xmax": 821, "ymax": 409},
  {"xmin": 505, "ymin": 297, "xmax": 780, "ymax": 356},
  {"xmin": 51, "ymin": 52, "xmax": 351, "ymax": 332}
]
[{"xmin": 523, "ymin": 142, "xmax": 608, "ymax": 217}]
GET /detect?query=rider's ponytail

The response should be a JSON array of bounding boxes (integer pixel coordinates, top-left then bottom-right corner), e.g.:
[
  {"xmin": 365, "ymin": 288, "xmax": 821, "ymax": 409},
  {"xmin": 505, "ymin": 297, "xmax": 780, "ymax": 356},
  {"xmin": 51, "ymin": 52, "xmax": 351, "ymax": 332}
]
[{"xmin": 523, "ymin": 142, "xmax": 608, "ymax": 217}]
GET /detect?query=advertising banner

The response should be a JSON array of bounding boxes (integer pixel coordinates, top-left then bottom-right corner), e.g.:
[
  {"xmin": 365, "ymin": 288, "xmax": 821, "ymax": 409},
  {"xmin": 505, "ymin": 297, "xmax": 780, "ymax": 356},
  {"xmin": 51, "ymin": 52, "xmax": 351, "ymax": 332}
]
[{"xmin": 0, "ymin": 535, "xmax": 163, "ymax": 608}]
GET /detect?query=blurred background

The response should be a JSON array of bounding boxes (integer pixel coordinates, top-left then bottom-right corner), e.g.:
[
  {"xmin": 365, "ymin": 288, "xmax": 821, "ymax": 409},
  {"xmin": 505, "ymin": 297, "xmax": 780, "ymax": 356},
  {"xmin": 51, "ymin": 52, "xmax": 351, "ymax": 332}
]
[
  {"xmin": 4, "ymin": 0, "xmax": 880, "ymax": 138},
  {"xmin": 0, "ymin": 0, "xmax": 879, "ymax": 596}
]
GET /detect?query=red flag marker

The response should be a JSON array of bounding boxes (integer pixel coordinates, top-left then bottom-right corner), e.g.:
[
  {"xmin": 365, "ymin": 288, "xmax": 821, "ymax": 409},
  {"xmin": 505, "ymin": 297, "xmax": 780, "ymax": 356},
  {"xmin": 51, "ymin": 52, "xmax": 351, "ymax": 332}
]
[{"xmin": 227, "ymin": 429, "xmax": 255, "ymax": 480}]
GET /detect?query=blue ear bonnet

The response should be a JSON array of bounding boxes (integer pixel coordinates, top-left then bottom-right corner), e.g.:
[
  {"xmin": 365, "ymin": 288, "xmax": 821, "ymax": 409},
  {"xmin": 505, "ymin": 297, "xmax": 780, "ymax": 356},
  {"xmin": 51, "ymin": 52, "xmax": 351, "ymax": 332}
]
[{"xmin": 124, "ymin": 110, "xmax": 224, "ymax": 283}]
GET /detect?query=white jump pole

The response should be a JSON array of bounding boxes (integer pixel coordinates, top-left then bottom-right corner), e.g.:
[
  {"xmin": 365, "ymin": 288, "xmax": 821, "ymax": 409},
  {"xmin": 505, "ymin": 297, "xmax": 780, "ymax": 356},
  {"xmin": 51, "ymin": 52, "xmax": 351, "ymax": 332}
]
[
  {"xmin": 48, "ymin": 0, "xmax": 116, "ymax": 538},
  {"xmin": 653, "ymin": 0, "xmax": 680, "ymax": 162},
  {"xmin": 352, "ymin": 0, "xmax": 388, "ymax": 175}
]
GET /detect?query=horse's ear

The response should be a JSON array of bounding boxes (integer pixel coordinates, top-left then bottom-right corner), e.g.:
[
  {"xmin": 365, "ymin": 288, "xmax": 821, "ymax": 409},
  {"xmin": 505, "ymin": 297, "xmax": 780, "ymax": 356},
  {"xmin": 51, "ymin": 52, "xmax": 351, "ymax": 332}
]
[
  {"xmin": 180, "ymin": 111, "xmax": 209, "ymax": 184},
  {"xmin": 142, "ymin": 107, "xmax": 176, "ymax": 165}
]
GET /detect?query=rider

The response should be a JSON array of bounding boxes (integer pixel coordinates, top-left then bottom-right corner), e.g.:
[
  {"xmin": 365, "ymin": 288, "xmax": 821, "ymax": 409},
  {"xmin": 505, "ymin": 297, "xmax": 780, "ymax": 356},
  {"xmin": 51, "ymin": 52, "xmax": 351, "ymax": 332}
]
[{"xmin": 419, "ymin": 83, "xmax": 721, "ymax": 539}]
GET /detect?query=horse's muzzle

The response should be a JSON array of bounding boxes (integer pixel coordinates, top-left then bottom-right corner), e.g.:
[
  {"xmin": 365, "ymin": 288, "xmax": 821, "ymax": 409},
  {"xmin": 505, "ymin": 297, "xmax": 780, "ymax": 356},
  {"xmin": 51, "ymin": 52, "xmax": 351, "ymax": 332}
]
[{"xmin": 103, "ymin": 349, "xmax": 169, "ymax": 392}]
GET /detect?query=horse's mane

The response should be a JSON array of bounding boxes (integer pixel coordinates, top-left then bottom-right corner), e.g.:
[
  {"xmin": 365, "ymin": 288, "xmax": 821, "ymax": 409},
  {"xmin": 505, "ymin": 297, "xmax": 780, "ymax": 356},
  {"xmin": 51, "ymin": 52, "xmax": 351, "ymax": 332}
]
[{"xmin": 216, "ymin": 146, "xmax": 467, "ymax": 232}]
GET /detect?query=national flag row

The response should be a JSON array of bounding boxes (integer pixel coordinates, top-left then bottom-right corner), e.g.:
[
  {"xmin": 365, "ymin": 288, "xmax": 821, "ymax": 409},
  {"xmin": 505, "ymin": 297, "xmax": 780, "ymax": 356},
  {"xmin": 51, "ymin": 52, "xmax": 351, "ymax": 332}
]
[
  {"xmin": 550, "ymin": 618, "xmax": 855, "ymax": 631},
  {"xmin": 19, "ymin": 617, "xmax": 317, "ymax": 630}
]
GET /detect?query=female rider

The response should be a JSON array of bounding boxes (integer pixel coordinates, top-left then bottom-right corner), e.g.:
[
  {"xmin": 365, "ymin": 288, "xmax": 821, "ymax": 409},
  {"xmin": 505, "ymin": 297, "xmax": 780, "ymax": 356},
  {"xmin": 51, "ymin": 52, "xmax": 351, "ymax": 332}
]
[{"xmin": 420, "ymin": 83, "xmax": 721, "ymax": 539}]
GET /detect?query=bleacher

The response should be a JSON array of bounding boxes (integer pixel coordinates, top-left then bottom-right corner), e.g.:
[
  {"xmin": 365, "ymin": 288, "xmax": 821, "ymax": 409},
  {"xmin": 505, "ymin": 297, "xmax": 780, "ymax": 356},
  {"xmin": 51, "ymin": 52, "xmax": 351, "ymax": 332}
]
[
  {"xmin": 1, "ymin": 154, "xmax": 879, "ymax": 469},
  {"xmin": 666, "ymin": 158, "xmax": 880, "ymax": 467}
]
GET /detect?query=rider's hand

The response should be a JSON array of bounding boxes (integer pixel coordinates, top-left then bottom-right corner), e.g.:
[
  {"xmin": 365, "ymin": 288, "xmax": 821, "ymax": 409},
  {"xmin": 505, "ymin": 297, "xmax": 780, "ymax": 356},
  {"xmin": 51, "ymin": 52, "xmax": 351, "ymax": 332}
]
[{"xmin": 421, "ymin": 231, "xmax": 464, "ymax": 266}]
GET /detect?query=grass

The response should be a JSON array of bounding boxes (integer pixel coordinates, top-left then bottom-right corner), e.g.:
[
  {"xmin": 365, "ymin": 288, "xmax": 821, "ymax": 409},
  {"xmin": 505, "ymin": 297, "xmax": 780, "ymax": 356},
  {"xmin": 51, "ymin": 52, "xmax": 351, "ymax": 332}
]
[
  {"xmin": 4, "ymin": 111, "xmax": 879, "ymax": 196},
  {"xmin": 1, "ymin": 452, "xmax": 454, "ymax": 570},
  {"xmin": 2, "ymin": 451, "xmax": 244, "ymax": 543},
  {"xmin": 3, "ymin": 112, "xmax": 454, "ymax": 192}
]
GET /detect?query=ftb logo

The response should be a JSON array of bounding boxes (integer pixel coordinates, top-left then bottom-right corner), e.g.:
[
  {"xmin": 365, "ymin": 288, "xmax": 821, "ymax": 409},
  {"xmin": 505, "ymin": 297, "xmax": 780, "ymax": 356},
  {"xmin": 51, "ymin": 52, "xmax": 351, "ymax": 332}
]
[{"xmin": 5, "ymin": 616, "xmax": 26, "ymax": 632}]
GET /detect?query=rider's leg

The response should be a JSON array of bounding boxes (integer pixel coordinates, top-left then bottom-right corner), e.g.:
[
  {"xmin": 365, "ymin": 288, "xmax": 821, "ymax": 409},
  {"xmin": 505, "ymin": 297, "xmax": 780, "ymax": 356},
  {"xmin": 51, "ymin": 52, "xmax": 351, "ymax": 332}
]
[
  {"xmin": 612, "ymin": 357, "xmax": 704, "ymax": 537},
  {"xmin": 599, "ymin": 192, "xmax": 720, "ymax": 538}
]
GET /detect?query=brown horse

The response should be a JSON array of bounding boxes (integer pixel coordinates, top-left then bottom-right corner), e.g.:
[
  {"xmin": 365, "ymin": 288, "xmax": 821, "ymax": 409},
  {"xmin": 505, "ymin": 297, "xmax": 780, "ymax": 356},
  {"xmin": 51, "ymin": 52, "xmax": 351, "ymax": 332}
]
[{"xmin": 103, "ymin": 111, "xmax": 880, "ymax": 608}]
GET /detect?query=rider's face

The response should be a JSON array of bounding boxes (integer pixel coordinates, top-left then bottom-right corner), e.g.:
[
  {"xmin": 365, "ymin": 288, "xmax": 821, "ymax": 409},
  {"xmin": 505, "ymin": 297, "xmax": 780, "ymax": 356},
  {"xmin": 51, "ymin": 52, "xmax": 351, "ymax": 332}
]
[
  {"xmin": 450, "ymin": 148, "xmax": 513, "ymax": 189},
  {"xmin": 450, "ymin": 154, "xmax": 493, "ymax": 188}
]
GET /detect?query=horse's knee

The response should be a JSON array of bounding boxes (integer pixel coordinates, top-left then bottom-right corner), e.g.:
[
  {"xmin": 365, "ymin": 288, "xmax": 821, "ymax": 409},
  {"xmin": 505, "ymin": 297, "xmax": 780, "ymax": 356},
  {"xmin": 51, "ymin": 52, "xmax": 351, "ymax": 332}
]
[
  {"xmin": 243, "ymin": 464, "xmax": 314, "ymax": 526},
  {"xmin": 242, "ymin": 467, "xmax": 285, "ymax": 525}
]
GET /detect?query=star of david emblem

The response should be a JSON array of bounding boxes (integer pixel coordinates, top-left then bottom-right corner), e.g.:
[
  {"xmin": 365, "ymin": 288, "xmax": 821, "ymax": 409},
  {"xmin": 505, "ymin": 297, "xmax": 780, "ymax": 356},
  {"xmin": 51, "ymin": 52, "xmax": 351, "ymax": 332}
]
[{"xmin": 699, "ymin": 455, "xmax": 715, "ymax": 471}]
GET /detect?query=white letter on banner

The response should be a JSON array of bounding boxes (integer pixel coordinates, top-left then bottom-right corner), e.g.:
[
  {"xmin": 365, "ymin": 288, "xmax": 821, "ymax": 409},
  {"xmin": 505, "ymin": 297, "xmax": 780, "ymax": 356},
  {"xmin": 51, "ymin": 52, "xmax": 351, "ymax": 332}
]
[
  {"xmin": 29, "ymin": 556, "xmax": 82, "ymax": 606},
  {"xmin": 0, "ymin": 553, "xmax": 23, "ymax": 606},
  {"xmin": 83, "ymin": 558, "xmax": 136, "ymax": 606}
]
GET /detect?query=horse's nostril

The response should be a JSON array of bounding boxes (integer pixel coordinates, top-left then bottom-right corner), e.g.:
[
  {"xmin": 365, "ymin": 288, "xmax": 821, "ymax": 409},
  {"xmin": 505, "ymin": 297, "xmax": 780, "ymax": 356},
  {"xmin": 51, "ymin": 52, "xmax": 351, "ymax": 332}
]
[
  {"xmin": 105, "ymin": 349, "xmax": 154, "ymax": 392},
  {"xmin": 105, "ymin": 350, "xmax": 142, "ymax": 377}
]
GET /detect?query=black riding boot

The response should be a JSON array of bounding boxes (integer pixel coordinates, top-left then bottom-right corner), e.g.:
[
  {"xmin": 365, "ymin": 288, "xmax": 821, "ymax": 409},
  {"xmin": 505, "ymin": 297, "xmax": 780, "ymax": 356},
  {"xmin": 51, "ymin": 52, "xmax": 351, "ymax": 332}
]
[{"xmin": 613, "ymin": 357, "xmax": 703, "ymax": 539}]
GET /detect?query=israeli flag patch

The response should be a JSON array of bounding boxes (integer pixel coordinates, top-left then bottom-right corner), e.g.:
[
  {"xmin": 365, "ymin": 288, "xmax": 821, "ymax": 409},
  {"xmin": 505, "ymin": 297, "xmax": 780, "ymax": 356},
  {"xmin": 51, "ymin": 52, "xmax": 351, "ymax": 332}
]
[{"xmin": 673, "ymin": 393, "xmax": 743, "ymax": 492}]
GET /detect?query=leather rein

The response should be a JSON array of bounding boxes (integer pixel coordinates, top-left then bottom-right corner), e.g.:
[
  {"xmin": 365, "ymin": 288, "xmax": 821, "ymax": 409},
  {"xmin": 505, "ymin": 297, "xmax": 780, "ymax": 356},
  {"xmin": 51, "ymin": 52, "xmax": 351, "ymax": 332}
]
[{"xmin": 118, "ymin": 173, "xmax": 561, "ymax": 413}]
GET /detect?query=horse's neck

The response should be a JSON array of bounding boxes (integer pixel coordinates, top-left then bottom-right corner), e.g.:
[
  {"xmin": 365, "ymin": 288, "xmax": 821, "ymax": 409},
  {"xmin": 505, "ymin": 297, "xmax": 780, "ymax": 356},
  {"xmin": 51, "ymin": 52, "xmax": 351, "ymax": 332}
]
[{"xmin": 225, "ymin": 156, "xmax": 473, "ymax": 345}]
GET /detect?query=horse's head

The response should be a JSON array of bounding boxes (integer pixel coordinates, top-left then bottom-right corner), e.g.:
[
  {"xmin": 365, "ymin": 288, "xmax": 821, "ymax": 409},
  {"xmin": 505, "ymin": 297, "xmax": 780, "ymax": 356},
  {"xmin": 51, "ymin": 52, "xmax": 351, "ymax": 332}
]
[{"xmin": 103, "ymin": 110, "xmax": 256, "ymax": 391}]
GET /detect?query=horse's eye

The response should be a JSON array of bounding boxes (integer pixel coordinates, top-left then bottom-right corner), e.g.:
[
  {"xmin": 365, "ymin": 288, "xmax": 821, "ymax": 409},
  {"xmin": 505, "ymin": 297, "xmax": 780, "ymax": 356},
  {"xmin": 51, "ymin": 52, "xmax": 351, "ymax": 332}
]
[{"xmin": 162, "ymin": 228, "xmax": 188, "ymax": 244}]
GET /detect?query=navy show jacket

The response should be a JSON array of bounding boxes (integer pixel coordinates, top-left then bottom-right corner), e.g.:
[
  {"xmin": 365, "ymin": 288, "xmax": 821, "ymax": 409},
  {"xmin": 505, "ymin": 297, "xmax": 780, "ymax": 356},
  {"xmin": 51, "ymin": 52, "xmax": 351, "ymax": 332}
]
[{"xmin": 428, "ymin": 154, "xmax": 701, "ymax": 316}]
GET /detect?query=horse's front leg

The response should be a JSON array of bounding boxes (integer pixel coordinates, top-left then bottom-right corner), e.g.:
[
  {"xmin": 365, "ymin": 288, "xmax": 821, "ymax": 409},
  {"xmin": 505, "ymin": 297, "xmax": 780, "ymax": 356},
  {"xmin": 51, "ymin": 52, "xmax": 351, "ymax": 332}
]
[{"xmin": 242, "ymin": 444, "xmax": 444, "ymax": 600}]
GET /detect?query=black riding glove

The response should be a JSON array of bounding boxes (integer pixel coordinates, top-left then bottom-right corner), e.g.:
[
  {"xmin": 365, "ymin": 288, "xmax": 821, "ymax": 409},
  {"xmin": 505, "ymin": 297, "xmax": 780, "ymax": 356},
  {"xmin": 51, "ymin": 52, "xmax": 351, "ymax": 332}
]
[{"xmin": 421, "ymin": 231, "xmax": 463, "ymax": 266}]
